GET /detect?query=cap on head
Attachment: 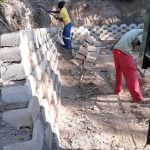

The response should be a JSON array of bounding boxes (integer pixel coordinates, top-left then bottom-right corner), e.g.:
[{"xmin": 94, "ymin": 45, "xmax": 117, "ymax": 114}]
[{"xmin": 58, "ymin": 1, "xmax": 65, "ymax": 9}]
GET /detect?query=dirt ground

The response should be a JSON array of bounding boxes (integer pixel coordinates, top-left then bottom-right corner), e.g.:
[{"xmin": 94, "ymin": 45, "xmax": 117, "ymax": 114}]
[
  {"xmin": 0, "ymin": 0, "xmax": 149, "ymax": 149},
  {"xmin": 58, "ymin": 44, "xmax": 150, "ymax": 150}
]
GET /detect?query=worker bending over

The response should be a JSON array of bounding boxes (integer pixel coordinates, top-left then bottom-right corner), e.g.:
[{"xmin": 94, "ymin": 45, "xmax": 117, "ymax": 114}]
[{"xmin": 112, "ymin": 29, "xmax": 144, "ymax": 102}]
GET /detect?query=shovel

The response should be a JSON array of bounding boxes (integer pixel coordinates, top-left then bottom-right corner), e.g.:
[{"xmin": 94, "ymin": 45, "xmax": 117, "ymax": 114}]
[
  {"xmin": 144, "ymin": 120, "xmax": 150, "ymax": 148},
  {"xmin": 136, "ymin": 67, "xmax": 146, "ymax": 78}
]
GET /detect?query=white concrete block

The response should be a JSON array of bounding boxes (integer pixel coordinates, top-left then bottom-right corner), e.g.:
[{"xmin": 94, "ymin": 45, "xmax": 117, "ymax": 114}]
[
  {"xmin": 86, "ymin": 54, "xmax": 96, "ymax": 63},
  {"xmin": 78, "ymin": 46, "xmax": 88, "ymax": 56},
  {"xmin": 75, "ymin": 53, "xmax": 86, "ymax": 60},
  {"xmin": 26, "ymin": 28, "xmax": 34, "ymax": 42},
  {"xmin": 36, "ymin": 81, "xmax": 44, "ymax": 102},
  {"xmin": 36, "ymin": 50, "xmax": 42, "ymax": 61},
  {"xmin": 82, "ymin": 41, "xmax": 88, "ymax": 47},
  {"xmin": 40, "ymin": 44, "xmax": 47, "ymax": 55},
  {"xmin": 2, "ymin": 85, "xmax": 31, "ymax": 103},
  {"xmin": 85, "ymin": 36, "xmax": 94, "ymax": 45},
  {"xmin": 0, "ymin": 63, "xmax": 26, "ymax": 80},
  {"xmin": 72, "ymin": 58, "xmax": 84, "ymax": 66},
  {"xmin": 3, "ymin": 120, "xmax": 44, "ymax": 150},
  {"xmin": 71, "ymin": 43, "xmax": 81, "ymax": 50},
  {"xmin": 28, "ymin": 96, "xmax": 40, "ymax": 124},
  {"xmin": 44, "ymin": 123, "xmax": 53, "ymax": 150},
  {"xmin": 33, "ymin": 65, "xmax": 42, "ymax": 81},
  {"xmin": 0, "ymin": 47, "xmax": 21, "ymax": 62},
  {"xmin": 46, "ymin": 51, "xmax": 51, "ymax": 61},
  {"xmin": 26, "ymin": 75, "xmax": 37, "ymax": 96},
  {"xmin": 1, "ymin": 32, "xmax": 21, "ymax": 47},
  {"xmin": 87, "ymin": 45, "xmax": 97, "ymax": 52},
  {"xmin": 30, "ymin": 52, "xmax": 39, "ymax": 66},
  {"xmin": 33, "ymin": 29, "xmax": 39, "ymax": 49},
  {"xmin": 19, "ymin": 30, "xmax": 28, "ymax": 44},
  {"xmin": 28, "ymin": 41, "xmax": 35, "ymax": 52},
  {"xmin": 2, "ymin": 109, "xmax": 31, "ymax": 128},
  {"xmin": 93, "ymin": 41, "xmax": 101, "ymax": 47},
  {"xmin": 46, "ymin": 67, "xmax": 52, "ymax": 78},
  {"xmin": 22, "ymin": 58, "xmax": 32, "ymax": 76},
  {"xmin": 42, "ymin": 74, "xmax": 49, "ymax": 98},
  {"xmin": 36, "ymin": 29, "xmax": 42, "ymax": 45},
  {"xmin": 42, "ymin": 100, "xmax": 57, "ymax": 126},
  {"xmin": 19, "ymin": 43, "xmax": 30, "ymax": 58},
  {"xmin": 84, "ymin": 61, "xmax": 94, "ymax": 67}
]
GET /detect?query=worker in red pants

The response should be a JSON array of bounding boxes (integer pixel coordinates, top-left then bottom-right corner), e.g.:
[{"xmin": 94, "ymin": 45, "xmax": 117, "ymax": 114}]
[{"xmin": 112, "ymin": 29, "xmax": 143, "ymax": 102}]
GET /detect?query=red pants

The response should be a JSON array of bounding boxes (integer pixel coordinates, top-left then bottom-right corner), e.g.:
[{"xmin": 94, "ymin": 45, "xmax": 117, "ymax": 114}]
[{"xmin": 112, "ymin": 49, "xmax": 143, "ymax": 102}]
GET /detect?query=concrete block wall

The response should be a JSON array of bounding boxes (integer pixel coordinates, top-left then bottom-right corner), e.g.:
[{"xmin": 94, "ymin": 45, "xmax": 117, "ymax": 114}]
[
  {"xmin": 1, "ymin": 27, "xmax": 61, "ymax": 150},
  {"xmin": 0, "ymin": 23, "xmax": 144, "ymax": 149},
  {"xmin": 72, "ymin": 23, "xmax": 144, "ymax": 41},
  {"xmin": 71, "ymin": 23, "xmax": 144, "ymax": 67}
]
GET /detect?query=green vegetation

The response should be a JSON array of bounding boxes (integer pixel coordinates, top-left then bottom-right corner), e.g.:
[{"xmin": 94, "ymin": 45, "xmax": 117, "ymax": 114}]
[{"xmin": 0, "ymin": 0, "xmax": 6, "ymax": 6}]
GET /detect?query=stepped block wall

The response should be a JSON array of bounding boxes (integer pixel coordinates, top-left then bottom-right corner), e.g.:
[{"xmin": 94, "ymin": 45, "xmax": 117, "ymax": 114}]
[
  {"xmin": 0, "ymin": 23, "xmax": 144, "ymax": 150},
  {"xmin": 0, "ymin": 27, "xmax": 61, "ymax": 150},
  {"xmin": 72, "ymin": 23, "xmax": 144, "ymax": 40}
]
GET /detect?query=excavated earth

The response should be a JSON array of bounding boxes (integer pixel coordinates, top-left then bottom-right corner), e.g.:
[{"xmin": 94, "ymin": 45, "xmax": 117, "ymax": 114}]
[
  {"xmin": 0, "ymin": 0, "xmax": 150, "ymax": 149},
  {"xmin": 59, "ymin": 43, "xmax": 150, "ymax": 150}
]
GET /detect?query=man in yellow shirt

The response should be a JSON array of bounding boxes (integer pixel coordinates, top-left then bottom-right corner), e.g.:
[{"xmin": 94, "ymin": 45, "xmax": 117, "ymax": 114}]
[{"xmin": 48, "ymin": 1, "xmax": 72, "ymax": 50}]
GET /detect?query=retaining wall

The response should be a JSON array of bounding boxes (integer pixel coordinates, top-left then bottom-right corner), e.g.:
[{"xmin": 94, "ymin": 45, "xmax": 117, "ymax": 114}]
[
  {"xmin": 72, "ymin": 23, "xmax": 144, "ymax": 40},
  {"xmin": 0, "ymin": 23, "xmax": 144, "ymax": 150},
  {"xmin": 0, "ymin": 27, "xmax": 61, "ymax": 150}
]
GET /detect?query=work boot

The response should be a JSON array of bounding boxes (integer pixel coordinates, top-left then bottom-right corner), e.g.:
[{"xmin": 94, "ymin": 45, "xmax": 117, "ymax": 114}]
[{"xmin": 60, "ymin": 45, "xmax": 72, "ymax": 54}]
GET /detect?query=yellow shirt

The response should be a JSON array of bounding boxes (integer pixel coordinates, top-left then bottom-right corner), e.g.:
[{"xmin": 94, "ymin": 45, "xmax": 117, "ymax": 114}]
[{"xmin": 60, "ymin": 7, "xmax": 71, "ymax": 25}]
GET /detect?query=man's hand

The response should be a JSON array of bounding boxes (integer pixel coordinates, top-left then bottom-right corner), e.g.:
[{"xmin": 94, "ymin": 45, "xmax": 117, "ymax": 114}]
[
  {"xmin": 55, "ymin": 17, "xmax": 63, "ymax": 22},
  {"xmin": 47, "ymin": 10, "xmax": 60, "ymax": 13},
  {"xmin": 46, "ymin": 10, "xmax": 51, "ymax": 13},
  {"xmin": 55, "ymin": 17, "xmax": 59, "ymax": 20},
  {"xmin": 133, "ymin": 57, "xmax": 138, "ymax": 66}
]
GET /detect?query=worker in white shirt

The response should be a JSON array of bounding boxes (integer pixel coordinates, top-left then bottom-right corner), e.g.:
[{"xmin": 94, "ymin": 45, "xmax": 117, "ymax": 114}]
[{"xmin": 112, "ymin": 29, "xmax": 143, "ymax": 102}]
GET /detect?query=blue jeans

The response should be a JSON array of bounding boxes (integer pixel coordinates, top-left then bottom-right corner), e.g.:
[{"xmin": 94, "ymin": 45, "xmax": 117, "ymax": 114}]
[{"xmin": 63, "ymin": 22, "xmax": 72, "ymax": 49}]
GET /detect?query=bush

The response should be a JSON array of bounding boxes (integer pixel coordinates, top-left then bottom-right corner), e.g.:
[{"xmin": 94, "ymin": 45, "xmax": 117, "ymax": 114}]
[{"xmin": 0, "ymin": 0, "xmax": 5, "ymax": 6}]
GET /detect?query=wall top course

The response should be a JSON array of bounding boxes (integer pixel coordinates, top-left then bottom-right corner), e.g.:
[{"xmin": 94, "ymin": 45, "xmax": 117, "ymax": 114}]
[{"xmin": 71, "ymin": 23, "xmax": 144, "ymax": 40}]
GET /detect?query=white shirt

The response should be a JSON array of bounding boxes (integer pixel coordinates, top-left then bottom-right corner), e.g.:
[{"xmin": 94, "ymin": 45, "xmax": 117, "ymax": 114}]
[{"xmin": 114, "ymin": 29, "xmax": 143, "ymax": 56}]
